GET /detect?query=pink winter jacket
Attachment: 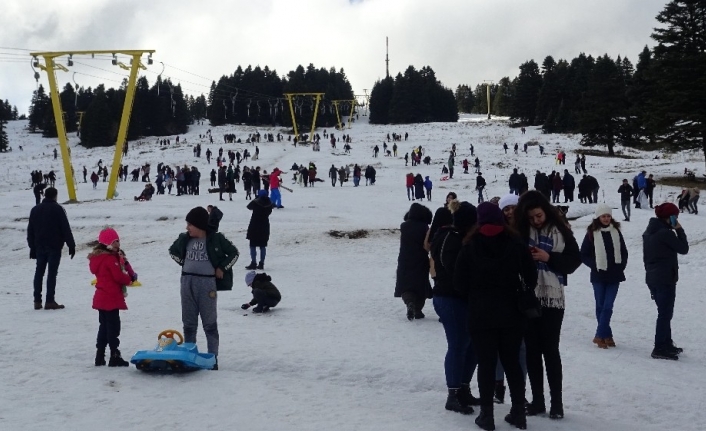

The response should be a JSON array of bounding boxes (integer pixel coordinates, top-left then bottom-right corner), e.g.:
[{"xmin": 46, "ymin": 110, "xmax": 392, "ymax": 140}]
[{"xmin": 89, "ymin": 250, "xmax": 132, "ymax": 311}]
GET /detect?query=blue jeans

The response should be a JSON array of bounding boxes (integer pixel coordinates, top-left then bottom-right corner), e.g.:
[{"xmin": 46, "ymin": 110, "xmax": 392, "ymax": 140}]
[
  {"xmin": 33, "ymin": 247, "xmax": 62, "ymax": 303},
  {"xmin": 353, "ymin": 176, "xmax": 360, "ymax": 187},
  {"xmin": 270, "ymin": 188, "xmax": 282, "ymax": 207},
  {"xmin": 250, "ymin": 246, "xmax": 266, "ymax": 263},
  {"xmin": 650, "ymin": 284, "xmax": 676, "ymax": 349},
  {"xmin": 593, "ymin": 282, "xmax": 619, "ymax": 338},
  {"xmin": 433, "ymin": 296, "xmax": 477, "ymax": 388}
]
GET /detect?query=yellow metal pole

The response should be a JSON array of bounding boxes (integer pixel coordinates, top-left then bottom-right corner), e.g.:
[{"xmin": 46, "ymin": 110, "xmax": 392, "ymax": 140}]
[
  {"xmin": 309, "ymin": 94, "xmax": 322, "ymax": 138},
  {"xmin": 106, "ymin": 54, "xmax": 142, "ymax": 200},
  {"xmin": 332, "ymin": 101, "xmax": 342, "ymax": 130},
  {"xmin": 285, "ymin": 94, "xmax": 298, "ymax": 139},
  {"xmin": 43, "ymin": 57, "xmax": 77, "ymax": 201},
  {"xmin": 347, "ymin": 100, "xmax": 355, "ymax": 129},
  {"xmin": 486, "ymin": 83, "xmax": 491, "ymax": 120}
]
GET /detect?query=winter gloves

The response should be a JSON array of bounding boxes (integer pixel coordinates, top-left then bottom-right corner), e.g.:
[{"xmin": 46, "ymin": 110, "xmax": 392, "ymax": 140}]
[{"xmin": 131, "ymin": 272, "xmax": 138, "ymax": 283}]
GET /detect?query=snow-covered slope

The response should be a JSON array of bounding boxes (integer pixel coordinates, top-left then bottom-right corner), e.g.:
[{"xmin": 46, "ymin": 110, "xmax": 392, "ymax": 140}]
[{"xmin": 1, "ymin": 115, "xmax": 704, "ymax": 430}]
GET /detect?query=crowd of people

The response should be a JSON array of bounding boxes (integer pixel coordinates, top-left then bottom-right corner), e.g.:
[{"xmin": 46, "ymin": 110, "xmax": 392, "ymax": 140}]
[{"xmin": 395, "ymin": 185, "xmax": 690, "ymax": 430}]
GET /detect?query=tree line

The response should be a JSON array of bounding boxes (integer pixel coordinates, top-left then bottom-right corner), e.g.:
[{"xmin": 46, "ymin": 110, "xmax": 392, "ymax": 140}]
[
  {"xmin": 457, "ymin": 0, "xmax": 706, "ymax": 165},
  {"xmin": 368, "ymin": 65, "xmax": 459, "ymax": 124},
  {"xmin": 24, "ymin": 63, "xmax": 354, "ymax": 148}
]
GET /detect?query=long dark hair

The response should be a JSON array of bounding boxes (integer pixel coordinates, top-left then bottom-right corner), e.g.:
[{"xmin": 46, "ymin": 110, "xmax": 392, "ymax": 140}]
[{"xmin": 515, "ymin": 190, "xmax": 574, "ymax": 240}]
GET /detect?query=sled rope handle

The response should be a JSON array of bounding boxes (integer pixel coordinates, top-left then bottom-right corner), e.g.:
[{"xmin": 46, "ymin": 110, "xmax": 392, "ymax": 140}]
[{"xmin": 158, "ymin": 329, "xmax": 184, "ymax": 345}]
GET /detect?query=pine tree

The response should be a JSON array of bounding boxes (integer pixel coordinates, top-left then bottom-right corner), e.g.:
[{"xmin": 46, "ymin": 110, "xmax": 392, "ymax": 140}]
[
  {"xmin": 0, "ymin": 118, "xmax": 8, "ymax": 152},
  {"xmin": 28, "ymin": 84, "xmax": 50, "ymax": 133},
  {"xmin": 80, "ymin": 85, "xmax": 114, "ymax": 148},
  {"xmin": 455, "ymin": 85, "xmax": 475, "ymax": 113},
  {"xmin": 369, "ymin": 76, "xmax": 394, "ymax": 124},
  {"xmin": 510, "ymin": 60, "xmax": 542, "ymax": 125},
  {"xmin": 650, "ymin": 0, "xmax": 706, "ymax": 167}
]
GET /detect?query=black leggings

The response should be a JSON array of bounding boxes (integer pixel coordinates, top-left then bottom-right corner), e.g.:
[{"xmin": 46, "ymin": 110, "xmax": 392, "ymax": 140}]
[
  {"xmin": 525, "ymin": 307, "xmax": 564, "ymax": 405},
  {"xmin": 472, "ymin": 326, "xmax": 525, "ymax": 407}
]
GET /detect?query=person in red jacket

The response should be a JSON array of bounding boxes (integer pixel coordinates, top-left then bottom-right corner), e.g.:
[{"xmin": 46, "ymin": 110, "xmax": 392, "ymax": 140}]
[
  {"xmin": 88, "ymin": 228, "xmax": 134, "ymax": 368},
  {"xmin": 406, "ymin": 173, "xmax": 415, "ymax": 201}
]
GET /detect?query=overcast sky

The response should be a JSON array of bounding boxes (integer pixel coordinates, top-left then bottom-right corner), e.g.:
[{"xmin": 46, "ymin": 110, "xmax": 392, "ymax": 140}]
[{"xmin": 0, "ymin": 0, "xmax": 668, "ymax": 116}]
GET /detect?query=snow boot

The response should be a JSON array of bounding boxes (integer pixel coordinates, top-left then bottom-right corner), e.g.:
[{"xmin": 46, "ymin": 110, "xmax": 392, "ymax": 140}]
[
  {"xmin": 493, "ymin": 381, "xmax": 506, "ymax": 404},
  {"xmin": 95, "ymin": 348, "xmax": 106, "ymax": 366},
  {"xmin": 445, "ymin": 388, "xmax": 474, "ymax": 415},
  {"xmin": 44, "ymin": 301, "xmax": 65, "ymax": 310},
  {"xmin": 245, "ymin": 261, "xmax": 257, "ymax": 270},
  {"xmin": 669, "ymin": 341, "xmax": 683, "ymax": 354},
  {"xmin": 34, "ymin": 301, "xmax": 42, "ymax": 310},
  {"xmin": 549, "ymin": 392, "xmax": 563, "ymax": 419},
  {"xmin": 257, "ymin": 262, "xmax": 264, "ymax": 270},
  {"xmin": 406, "ymin": 302, "xmax": 415, "ymax": 321},
  {"xmin": 475, "ymin": 405, "xmax": 495, "ymax": 431},
  {"xmin": 651, "ymin": 347, "xmax": 679, "ymax": 360},
  {"xmin": 414, "ymin": 311, "xmax": 425, "ymax": 319},
  {"xmin": 596, "ymin": 338, "xmax": 608, "ymax": 349},
  {"xmin": 525, "ymin": 399, "xmax": 546, "ymax": 416},
  {"xmin": 108, "ymin": 349, "xmax": 130, "ymax": 367},
  {"xmin": 504, "ymin": 404, "xmax": 527, "ymax": 429},
  {"xmin": 459, "ymin": 383, "xmax": 480, "ymax": 406},
  {"xmin": 605, "ymin": 337, "xmax": 616, "ymax": 347}
]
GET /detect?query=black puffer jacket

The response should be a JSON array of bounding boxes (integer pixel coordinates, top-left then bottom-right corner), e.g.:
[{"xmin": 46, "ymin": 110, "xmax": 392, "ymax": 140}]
[
  {"xmin": 430, "ymin": 226, "xmax": 464, "ymax": 299},
  {"xmin": 643, "ymin": 218, "xmax": 689, "ymax": 286},
  {"xmin": 454, "ymin": 229, "xmax": 537, "ymax": 331},
  {"xmin": 246, "ymin": 195, "xmax": 273, "ymax": 247},
  {"xmin": 395, "ymin": 203, "xmax": 433, "ymax": 298}
]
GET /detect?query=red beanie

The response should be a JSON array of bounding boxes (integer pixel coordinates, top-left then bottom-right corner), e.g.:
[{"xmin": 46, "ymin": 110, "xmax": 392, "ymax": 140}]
[{"xmin": 654, "ymin": 203, "xmax": 679, "ymax": 219}]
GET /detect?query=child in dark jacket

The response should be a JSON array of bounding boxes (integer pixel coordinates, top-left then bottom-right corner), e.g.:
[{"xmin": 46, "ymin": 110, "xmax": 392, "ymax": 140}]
[
  {"xmin": 89, "ymin": 228, "xmax": 135, "ymax": 367},
  {"xmin": 241, "ymin": 271, "xmax": 281, "ymax": 313},
  {"xmin": 169, "ymin": 207, "xmax": 240, "ymax": 369}
]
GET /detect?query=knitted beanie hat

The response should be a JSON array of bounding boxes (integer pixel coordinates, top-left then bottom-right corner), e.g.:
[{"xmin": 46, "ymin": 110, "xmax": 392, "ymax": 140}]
[
  {"xmin": 185, "ymin": 207, "xmax": 210, "ymax": 231},
  {"xmin": 655, "ymin": 203, "xmax": 679, "ymax": 219},
  {"xmin": 594, "ymin": 203, "xmax": 612, "ymax": 219},
  {"xmin": 245, "ymin": 271, "xmax": 257, "ymax": 286},
  {"xmin": 498, "ymin": 194, "xmax": 519, "ymax": 210},
  {"xmin": 98, "ymin": 228, "xmax": 119, "ymax": 246},
  {"xmin": 476, "ymin": 202, "xmax": 504, "ymax": 226}
]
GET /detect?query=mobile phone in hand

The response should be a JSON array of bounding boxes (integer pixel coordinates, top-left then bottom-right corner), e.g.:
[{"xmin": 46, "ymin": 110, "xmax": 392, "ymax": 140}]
[{"xmin": 669, "ymin": 215, "xmax": 677, "ymax": 227}]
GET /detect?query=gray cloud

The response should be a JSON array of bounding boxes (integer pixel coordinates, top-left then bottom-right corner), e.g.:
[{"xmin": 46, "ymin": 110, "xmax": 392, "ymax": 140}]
[{"xmin": 0, "ymin": 0, "xmax": 667, "ymax": 115}]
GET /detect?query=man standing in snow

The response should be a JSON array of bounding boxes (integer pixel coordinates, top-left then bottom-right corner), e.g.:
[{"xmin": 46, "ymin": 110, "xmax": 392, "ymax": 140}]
[
  {"xmin": 643, "ymin": 203, "xmax": 689, "ymax": 360},
  {"xmin": 27, "ymin": 187, "xmax": 76, "ymax": 310}
]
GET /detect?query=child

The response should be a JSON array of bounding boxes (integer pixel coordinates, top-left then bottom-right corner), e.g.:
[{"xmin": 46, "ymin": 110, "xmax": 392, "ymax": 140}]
[
  {"xmin": 241, "ymin": 271, "xmax": 281, "ymax": 313},
  {"xmin": 169, "ymin": 207, "xmax": 239, "ymax": 370},
  {"xmin": 424, "ymin": 176, "xmax": 433, "ymax": 201},
  {"xmin": 89, "ymin": 228, "xmax": 135, "ymax": 367}
]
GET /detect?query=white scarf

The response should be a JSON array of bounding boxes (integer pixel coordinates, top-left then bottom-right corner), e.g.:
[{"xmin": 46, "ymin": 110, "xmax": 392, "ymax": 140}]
[
  {"xmin": 529, "ymin": 225, "xmax": 566, "ymax": 309},
  {"xmin": 593, "ymin": 225, "xmax": 622, "ymax": 271}
]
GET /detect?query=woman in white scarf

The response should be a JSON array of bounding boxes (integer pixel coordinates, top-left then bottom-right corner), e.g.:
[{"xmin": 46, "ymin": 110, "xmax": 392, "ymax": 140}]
[{"xmin": 580, "ymin": 204, "xmax": 628, "ymax": 349}]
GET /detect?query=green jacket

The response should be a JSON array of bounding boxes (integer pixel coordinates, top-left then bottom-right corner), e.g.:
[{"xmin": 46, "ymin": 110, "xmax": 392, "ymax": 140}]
[{"xmin": 169, "ymin": 232, "xmax": 240, "ymax": 291}]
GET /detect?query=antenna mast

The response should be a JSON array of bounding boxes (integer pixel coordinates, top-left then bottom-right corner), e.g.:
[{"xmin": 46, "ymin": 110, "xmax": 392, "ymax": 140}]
[{"xmin": 385, "ymin": 37, "xmax": 390, "ymax": 78}]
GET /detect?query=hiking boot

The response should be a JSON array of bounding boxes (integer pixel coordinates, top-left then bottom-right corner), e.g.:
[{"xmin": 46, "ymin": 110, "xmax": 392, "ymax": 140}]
[
  {"xmin": 592, "ymin": 336, "xmax": 601, "ymax": 345},
  {"xmin": 257, "ymin": 262, "xmax": 264, "ymax": 270},
  {"xmin": 44, "ymin": 301, "xmax": 65, "ymax": 310},
  {"xmin": 669, "ymin": 341, "xmax": 683, "ymax": 354},
  {"xmin": 245, "ymin": 262, "xmax": 257, "ymax": 270},
  {"xmin": 414, "ymin": 311, "xmax": 425, "ymax": 319},
  {"xmin": 505, "ymin": 405, "xmax": 527, "ymax": 429},
  {"xmin": 493, "ymin": 381, "xmax": 506, "ymax": 404},
  {"xmin": 605, "ymin": 337, "xmax": 616, "ymax": 347},
  {"xmin": 596, "ymin": 338, "xmax": 608, "ymax": 349},
  {"xmin": 406, "ymin": 302, "xmax": 415, "ymax": 321},
  {"xmin": 475, "ymin": 405, "xmax": 495, "ymax": 431},
  {"xmin": 34, "ymin": 301, "xmax": 42, "ymax": 310},
  {"xmin": 108, "ymin": 349, "xmax": 130, "ymax": 367},
  {"xmin": 525, "ymin": 400, "xmax": 546, "ymax": 416},
  {"xmin": 95, "ymin": 348, "xmax": 106, "ymax": 366},
  {"xmin": 652, "ymin": 347, "xmax": 679, "ymax": 360},
  {"xmin": 445, "ymin": 388, "xmax": 474, "ymax": 415},
  {"xmin": 459, "ymin": 383, "xmax": 480, "ymax": 406}
]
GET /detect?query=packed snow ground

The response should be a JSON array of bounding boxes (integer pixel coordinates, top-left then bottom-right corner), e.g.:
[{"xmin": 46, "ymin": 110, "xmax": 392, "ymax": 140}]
[{"xmin": 1, "ymin": 115, "xmax": 705, "ymax": 431}]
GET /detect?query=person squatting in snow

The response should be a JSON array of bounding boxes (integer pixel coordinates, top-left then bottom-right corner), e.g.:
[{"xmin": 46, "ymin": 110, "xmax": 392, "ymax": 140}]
[
  {"xmin": 169, "ymin": 207, "xmax": 240, "ymax": 369},
  {"xmin": 241, "ymin": 271, "xmax": 282, "ymax": 313}
]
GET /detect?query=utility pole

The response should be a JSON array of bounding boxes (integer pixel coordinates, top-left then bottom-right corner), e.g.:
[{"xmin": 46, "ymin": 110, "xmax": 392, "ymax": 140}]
[
  {"xmin": 483, "ymin": 80, "xmax": 494, "ymax": 120},
  {"xmin": 385, "ymin": 37, "xmax": 390, "ymax": 79}
]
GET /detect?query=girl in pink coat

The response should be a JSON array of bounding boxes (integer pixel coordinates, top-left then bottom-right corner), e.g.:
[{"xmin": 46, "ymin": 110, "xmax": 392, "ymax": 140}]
[{"xmin": 88, "ymin": 228, "xmax": 135, "ymax": 367}]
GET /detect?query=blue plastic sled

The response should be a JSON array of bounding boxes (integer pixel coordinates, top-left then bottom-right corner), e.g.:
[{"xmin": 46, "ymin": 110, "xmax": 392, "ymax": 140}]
[{"xmin": 130, "ymin": 329, "xmax": 216, "ymax": 372}]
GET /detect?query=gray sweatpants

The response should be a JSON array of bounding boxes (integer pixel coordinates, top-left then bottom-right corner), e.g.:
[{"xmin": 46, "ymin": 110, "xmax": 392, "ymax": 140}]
[{"xmin": 180, "ymin": 275, "xmax": 219, "ymax": 355}]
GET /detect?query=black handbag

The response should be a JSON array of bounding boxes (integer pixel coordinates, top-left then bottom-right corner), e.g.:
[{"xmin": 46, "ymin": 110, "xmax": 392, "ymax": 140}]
[{"xmin": 518, "ymin": 275, "xmax": 542, "ymax": 319}]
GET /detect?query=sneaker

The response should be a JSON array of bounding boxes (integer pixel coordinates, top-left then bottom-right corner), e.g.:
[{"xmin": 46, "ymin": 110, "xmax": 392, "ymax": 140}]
[
  {"xmin": 34, "ymin": 301, "xmax": 42, "ymax": 310},
  {"xmin": 44, "ymin": 301, "xmax": 65, "ymax": 310},
  {"xmin": 651, "ymin": 348, "xmax": 679, "ymax": 360}
]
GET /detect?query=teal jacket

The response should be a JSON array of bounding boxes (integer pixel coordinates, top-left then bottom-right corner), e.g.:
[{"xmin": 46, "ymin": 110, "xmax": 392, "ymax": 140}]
[{"xmin": 169, "ymin": 232, "xmax": 239, "ymax": 291}]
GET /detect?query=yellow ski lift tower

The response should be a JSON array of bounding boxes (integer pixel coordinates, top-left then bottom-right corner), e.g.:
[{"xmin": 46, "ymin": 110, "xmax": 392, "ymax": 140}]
[
  {"xmin": 331, "ymin": 100, "xmax": 356, "ymax": 130},
  {"xmin": 283, "ymin": 93, "xmax": 324, "ymax": 141},
  {"xmin": 30, "ymin": 49, "xmax": 155, "ymax": 201}
]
